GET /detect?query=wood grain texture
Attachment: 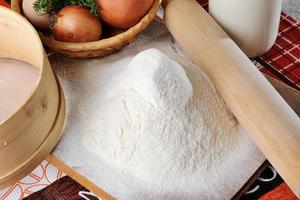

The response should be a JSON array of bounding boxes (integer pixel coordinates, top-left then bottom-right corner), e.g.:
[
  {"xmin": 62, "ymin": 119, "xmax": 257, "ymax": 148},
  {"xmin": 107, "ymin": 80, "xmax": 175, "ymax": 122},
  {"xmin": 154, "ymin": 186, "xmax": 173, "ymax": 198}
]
[
  {"xmin": 0, "ymin": 7, "xmax": 65, "ymax": 188},
  {"xmin": 164, "ymin": 0, "xmax": 300, "ymax": 197},
  {"xmin": 46, "ymin": 155, "xmax": 115, "ymax": 200}
]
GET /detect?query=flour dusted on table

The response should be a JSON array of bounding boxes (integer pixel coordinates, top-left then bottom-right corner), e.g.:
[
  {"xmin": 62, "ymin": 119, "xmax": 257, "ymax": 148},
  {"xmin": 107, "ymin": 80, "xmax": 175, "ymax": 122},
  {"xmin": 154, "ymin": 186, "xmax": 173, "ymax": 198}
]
[
  {"xmin": 53, "ymin": 27, "xmax": 265, "ymax": 199},
  {"xmin": 83, "ymin": 49, "xmax": 239, "ymax": 191}
]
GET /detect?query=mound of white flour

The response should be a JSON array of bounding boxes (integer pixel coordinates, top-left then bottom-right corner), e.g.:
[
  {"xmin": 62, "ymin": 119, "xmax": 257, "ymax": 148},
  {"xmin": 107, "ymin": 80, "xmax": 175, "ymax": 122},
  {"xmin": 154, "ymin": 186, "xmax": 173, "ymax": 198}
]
[{"xmin": 83, "ymin": 49, "xmax": 239, "ymax": 191}]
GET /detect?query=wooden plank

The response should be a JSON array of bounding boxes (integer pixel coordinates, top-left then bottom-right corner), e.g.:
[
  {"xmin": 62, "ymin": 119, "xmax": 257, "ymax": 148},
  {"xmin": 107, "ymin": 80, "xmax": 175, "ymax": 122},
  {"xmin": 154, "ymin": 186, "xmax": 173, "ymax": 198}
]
[{"xmin": 46, "ymin": 155, "xmax": 116, "ymax": 200}]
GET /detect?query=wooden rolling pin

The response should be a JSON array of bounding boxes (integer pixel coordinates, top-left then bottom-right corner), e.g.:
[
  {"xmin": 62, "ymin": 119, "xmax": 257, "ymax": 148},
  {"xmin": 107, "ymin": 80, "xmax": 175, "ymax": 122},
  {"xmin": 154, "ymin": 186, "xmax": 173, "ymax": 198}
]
[{"xmin": 163, "ymin": 0, "xmax": 300, "ymax": 197}]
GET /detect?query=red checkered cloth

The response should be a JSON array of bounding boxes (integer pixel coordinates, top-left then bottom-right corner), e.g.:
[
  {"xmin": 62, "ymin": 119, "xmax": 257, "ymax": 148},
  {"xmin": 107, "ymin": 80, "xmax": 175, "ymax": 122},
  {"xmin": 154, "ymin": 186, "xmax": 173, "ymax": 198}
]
[
  {"xmin": 260, "ymin": 12, "xmax": 300, "ymax": 89},
  {"xmin": 0, "ymin": 0, "xmax": 9, "ymax": 8}
]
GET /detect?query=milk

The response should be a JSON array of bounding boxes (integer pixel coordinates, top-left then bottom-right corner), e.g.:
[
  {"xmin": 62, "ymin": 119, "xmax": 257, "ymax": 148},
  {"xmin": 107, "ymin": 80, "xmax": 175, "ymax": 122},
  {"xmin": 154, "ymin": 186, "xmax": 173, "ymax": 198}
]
[
  {"xmin": 0, "ymin": 58, "xmax": 39, "ymax": 123},
  {"xmin": 209, "ymin": 0, "xmax": 282, "ymax": 57}
]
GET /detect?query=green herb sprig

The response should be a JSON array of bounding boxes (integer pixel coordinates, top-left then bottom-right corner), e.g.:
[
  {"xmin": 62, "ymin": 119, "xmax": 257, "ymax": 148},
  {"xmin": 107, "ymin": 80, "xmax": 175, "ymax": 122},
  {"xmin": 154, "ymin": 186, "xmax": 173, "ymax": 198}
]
[{"xmin": 33, "ymin": 0, "xmax": 99, "ymax": 16}]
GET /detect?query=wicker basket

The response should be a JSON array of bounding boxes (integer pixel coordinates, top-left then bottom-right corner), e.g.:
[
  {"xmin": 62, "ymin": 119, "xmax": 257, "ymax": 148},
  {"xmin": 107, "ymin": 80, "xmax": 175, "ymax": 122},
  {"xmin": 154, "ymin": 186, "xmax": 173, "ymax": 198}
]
[
  {"xmin": 0, "ymin": 7, "xmax": 65, "ymax": 188},
  {"xmin": 11, "ymin": 0, "xmax": 162, "ymax": 58}
]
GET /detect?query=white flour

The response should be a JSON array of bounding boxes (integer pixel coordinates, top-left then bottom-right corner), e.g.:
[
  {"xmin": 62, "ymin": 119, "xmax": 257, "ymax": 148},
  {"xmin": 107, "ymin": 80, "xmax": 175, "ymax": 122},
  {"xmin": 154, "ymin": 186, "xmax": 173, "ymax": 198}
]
[
  {"xmin": 83, "ymin": 49, "xmax": 239, "ymax": 193},
  {"xmin": 53, "ymin": 40, "xmax": 264, "ymax": 199}
]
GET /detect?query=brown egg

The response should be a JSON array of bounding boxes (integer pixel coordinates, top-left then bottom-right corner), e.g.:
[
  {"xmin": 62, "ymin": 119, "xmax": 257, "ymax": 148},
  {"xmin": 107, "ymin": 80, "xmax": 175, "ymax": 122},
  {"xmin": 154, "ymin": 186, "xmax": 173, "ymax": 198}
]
[
  {"xmin": 22, "ymin": 0, "xmax": 50, "ymax": 30},
  {"xmin": 97, "ymin": 0, "xmax": 153, "ymax": 29}
]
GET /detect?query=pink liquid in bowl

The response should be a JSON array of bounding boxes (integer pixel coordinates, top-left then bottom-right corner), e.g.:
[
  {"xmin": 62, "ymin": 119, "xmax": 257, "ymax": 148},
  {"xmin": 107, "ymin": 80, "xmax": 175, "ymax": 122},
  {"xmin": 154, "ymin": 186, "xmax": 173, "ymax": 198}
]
[{"xmin": 0, "ymin": 58, "xmax": 40, "ymax": 123}]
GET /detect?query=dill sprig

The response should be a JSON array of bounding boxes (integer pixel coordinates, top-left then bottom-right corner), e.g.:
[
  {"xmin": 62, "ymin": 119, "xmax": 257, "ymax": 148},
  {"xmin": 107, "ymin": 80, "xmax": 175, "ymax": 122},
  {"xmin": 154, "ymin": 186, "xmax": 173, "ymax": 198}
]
[{"xmin": 33, "ymin": 0, "xmax": 99, "ymax": 16}]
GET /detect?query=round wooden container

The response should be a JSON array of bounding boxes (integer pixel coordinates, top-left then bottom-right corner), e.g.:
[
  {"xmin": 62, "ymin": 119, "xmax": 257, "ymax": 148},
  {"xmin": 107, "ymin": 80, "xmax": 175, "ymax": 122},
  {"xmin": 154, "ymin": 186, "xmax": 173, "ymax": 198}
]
[
  {"xmin": 11, "ymin": 0, "xmax": 162, "ymax": 58},
  {"xmin": 0, "ymin": 7, "xmax": 65, "ymax": 188}
]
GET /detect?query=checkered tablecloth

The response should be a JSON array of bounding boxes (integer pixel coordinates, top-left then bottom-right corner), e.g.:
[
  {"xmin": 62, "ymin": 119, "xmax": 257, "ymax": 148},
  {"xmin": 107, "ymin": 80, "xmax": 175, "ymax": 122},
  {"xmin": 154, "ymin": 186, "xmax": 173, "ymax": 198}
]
[
  {"xmin": 0, "ymin": 0, "xmax": 9, "ymax": 8},
  {"xmin": 260, "ymin": 12, "xmax": 300, "ymax": 89}
]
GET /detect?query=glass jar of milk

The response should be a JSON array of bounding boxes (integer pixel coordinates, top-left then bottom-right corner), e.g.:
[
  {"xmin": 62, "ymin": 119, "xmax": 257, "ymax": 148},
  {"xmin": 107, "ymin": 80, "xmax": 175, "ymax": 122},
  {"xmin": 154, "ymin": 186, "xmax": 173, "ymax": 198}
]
[{"xmin": 209, "ymin": 0, "xmax": 282, "ymax": 58}]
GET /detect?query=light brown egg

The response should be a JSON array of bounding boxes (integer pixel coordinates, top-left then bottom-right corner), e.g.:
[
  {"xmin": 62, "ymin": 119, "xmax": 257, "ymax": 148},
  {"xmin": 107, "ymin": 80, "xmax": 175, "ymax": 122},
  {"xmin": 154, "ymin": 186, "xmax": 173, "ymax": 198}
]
[{"xmin": 22, "ymin": 0, "xmax": 50, "ymax": 30}]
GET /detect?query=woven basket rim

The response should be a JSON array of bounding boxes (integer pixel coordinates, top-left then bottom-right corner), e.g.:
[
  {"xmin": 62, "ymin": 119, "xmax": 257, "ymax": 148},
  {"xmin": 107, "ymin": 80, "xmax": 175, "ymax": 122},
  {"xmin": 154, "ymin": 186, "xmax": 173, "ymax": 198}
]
[{"xmin": 12, "ymin": 0, "xmax": 162, "ymax": 52}]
